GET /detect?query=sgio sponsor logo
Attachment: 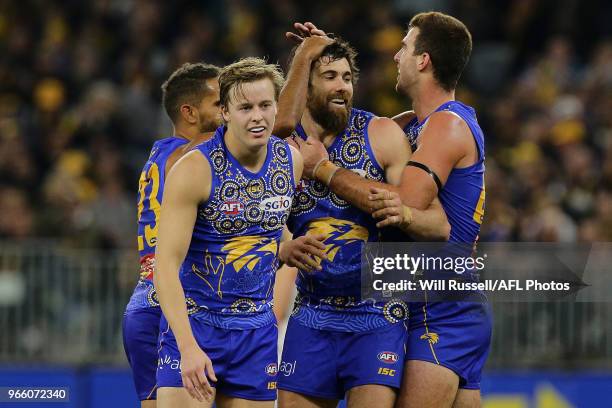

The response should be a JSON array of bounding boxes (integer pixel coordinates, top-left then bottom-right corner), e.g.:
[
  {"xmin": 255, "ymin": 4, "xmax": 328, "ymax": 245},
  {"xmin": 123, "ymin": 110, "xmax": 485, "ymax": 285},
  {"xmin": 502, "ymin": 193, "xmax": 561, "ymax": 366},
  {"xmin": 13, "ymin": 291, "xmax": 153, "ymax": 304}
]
[
  {"xmin": 279, "ymin": 360, "xmax": 297, "ymax": 377},
  {"xmin": 220, "ymin": 201, "xmax": 244, "ymax": 215},
  {"xmin": 377, "ymin": 351, "xmax": 399, "ymax": 364},
  {"xmin": 260, "ymin": 196, "xmax": 292, "ymax": 212}
]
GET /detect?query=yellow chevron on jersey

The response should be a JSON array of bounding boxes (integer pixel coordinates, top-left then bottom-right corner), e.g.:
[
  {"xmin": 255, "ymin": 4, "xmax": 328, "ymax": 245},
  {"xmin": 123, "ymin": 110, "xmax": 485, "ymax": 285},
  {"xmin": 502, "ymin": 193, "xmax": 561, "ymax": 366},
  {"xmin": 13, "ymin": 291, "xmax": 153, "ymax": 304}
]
[
  {"xmin": 223, "ymin": 236, "xmax": 278, "ymax": 272},
  {"xmin": 307, "ymin": 218, "xmax": 369, "ymax": 262}
]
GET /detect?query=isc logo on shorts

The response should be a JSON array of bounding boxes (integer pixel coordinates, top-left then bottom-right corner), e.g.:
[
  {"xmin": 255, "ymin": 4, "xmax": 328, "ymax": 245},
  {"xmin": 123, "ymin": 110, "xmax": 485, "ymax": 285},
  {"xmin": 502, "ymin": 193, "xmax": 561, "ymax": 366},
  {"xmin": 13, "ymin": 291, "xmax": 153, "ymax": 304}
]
[
  {"xmin": 259, "ymin": 196, "xmax": 292, "ymax": 212},
  {"xmin": 220, "ymin": 201, "xmax": 244, "ymax": 215},
  {"xmin": 265, "ymin": 363, "xmax": 278, "ymax": 376},
  {"xmin": 377, "ymin": 367, "xmax": 396, "ymax": 376},
  {"xmin": 267, "ymin": 382, "xmax": 277, "ymax": 389},
  {"xmin": 377, "ymin": 351, "xmax": 399, "ymax": 364}
]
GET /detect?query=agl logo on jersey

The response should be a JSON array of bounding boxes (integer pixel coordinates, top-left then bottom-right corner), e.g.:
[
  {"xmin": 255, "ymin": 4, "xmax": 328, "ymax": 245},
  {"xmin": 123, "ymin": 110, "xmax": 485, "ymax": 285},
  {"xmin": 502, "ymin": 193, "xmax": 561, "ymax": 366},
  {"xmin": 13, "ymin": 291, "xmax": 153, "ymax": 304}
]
[
  {"xmin": 259, "ymin": 196, "xmax": 292, "ymax": 212},
  {"xmin": 220, "ymin": 201, "xmax": 244, "ymax": 215},
  {"xmin": 377, "ymin": 351, "xmax": 399, "ymax": 364}
]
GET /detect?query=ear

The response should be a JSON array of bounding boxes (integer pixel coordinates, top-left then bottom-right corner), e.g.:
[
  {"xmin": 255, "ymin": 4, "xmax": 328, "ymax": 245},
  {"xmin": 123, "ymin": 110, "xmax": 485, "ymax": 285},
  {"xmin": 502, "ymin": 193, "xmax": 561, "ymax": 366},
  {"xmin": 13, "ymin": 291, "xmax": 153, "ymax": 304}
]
[
  {"xmin": 179, "ymin": 104, "xmax": 197, "ymax": 124},
  {"xmin": 221, "ymin": 105, "xmax": 230, "ymax": 123},
  {"xmin": 417, "ymin": 52, "xmax": 430, "ymax": 72}
]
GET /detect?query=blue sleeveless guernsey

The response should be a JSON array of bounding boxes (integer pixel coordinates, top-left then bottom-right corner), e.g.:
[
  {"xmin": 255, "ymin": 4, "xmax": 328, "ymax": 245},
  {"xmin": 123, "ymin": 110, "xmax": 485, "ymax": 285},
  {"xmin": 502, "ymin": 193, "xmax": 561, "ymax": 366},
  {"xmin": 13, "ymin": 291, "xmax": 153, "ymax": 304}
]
[
  {"xmin": 181, "ymin": 126, "xmax": 295, "ymax": 329},
  {"xmin": 126, "ymin": 136, "xmax": 188, "ymax": 312},
  {"xmin": 288, "ymin": 108, "xmax": 410, "ymax": 332},
  {"xmin": 402, "ymin": 102, "xmax": 491, "ymax": 391},
  {"xmin": 404, "ymin": 101, "xmax": 485, "ymax": 246}
]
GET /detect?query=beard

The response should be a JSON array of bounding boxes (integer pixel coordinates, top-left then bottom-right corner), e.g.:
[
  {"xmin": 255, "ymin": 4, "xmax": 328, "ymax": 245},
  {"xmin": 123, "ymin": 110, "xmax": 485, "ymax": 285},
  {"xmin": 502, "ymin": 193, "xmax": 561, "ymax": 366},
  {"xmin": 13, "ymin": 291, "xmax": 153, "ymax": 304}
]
[
  {"xmin": 198, "ymin": 114, "xmax": 221, "ymax": 133},
  {"xmin": 307, "ymin": 90, "xmax": 352, "ymax": 135}
]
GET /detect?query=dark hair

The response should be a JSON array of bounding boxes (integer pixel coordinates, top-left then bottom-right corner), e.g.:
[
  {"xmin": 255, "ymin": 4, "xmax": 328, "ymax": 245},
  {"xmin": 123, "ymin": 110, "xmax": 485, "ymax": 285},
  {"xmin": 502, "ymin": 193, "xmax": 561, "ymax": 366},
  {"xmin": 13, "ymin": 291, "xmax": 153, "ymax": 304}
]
[
  {"xmin": 219, "ymin": 57, "xmax": 284, "ymax": 107},
  {"xmin": 409, "ymin": 12, "xmax": 472, "ymax": 91},
  {"xmin": 288, "ymin": 37, "xmax": 360, "ymax": 84},
  {"xmin": 161, "ymin": 62, "xmax": 221, "ymax": 123}
]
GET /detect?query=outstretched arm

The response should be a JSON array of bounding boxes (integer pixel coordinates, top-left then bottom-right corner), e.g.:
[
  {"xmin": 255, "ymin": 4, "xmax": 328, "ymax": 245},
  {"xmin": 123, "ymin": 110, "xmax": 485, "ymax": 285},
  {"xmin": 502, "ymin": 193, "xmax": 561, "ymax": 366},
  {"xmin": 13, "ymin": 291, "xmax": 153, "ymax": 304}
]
[{"xmin": 296, "ymin": 118, "xmax": 450, "ymax": 241}]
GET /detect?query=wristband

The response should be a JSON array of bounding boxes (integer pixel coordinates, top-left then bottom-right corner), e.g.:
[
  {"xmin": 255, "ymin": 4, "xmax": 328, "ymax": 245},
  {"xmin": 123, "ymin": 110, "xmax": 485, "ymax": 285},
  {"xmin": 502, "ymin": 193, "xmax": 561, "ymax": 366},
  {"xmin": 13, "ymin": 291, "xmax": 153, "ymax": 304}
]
[
  {"xmin": 313, "ymin": 159, "xmax": 339, "ymax": 186},
  {"xmin": 312, "ymin": 158, "xmax": 328, "ymax": 179}
]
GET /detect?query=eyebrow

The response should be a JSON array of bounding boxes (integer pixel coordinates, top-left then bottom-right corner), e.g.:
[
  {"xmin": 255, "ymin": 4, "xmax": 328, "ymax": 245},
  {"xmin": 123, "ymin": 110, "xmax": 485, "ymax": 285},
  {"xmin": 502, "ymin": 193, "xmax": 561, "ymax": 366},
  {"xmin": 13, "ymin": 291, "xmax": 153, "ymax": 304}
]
[{"xmin": 320, "ymin": 69, "xmax": 352, "ymax": 77}]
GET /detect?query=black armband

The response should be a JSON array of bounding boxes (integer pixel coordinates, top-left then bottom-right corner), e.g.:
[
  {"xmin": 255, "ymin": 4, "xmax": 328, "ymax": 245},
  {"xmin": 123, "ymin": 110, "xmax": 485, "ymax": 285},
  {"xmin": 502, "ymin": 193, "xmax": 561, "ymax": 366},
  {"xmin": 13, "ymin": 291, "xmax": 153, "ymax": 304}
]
[{"xmin": 406, "ymin": 160, "xmax": 443, "ymax": 192}]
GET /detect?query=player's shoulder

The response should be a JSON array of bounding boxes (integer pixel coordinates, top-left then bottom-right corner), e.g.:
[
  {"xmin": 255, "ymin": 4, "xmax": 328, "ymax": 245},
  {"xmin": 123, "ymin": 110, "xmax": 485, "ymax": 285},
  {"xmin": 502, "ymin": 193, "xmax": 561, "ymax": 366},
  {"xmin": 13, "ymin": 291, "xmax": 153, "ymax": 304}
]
[
  {"xmin": 368, "ymin": 115, "xmax": 404, "ymax": 133},
  {"xmin": 366, "ymin": 116, "xmax": 411, "ymax": 168},
  {"xmin": 148, "ymin": 136, "xmax": 185, "ymax": 158},
  {"xmin": 171, "ymin": 147, "xmax": 211, "ymax": 177},
  {"xmin": 391, "ymin": 110, "xmax": 417, "ymax": 130},
  {"xmin": 154, "ymin": 136, "xmax": 186, "ymax": 149},
  {"xmin": 368, "ymin": 116, "xmax": 409, "ymax": 146},
  {"xmin": 423, "ymin": 110, "xmax": 471, "ymax": 143}
]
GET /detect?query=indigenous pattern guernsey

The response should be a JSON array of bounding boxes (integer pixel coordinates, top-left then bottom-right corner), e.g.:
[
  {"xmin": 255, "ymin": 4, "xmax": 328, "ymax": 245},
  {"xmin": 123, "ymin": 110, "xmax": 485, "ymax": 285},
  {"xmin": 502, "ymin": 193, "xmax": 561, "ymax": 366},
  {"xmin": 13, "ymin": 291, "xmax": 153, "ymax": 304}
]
[
  {"xmin": 183, "ymin": 126, "xmax": 295, "ymax": 329},
  {"xmin": 288, "ymin": 108, "xmax": 409, "ymax": 332},
  {"xmin": 126, "ymin": 136, "xmax": 188, "ymax": 312}
]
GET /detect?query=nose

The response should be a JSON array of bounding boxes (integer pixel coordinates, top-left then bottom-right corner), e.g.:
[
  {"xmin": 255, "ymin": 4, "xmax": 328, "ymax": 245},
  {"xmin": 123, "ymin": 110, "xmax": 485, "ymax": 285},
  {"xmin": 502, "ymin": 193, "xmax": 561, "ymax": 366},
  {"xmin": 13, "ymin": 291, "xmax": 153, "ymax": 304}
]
[
  {"xmin": 251, "ymin": 106, "xmax": 264, "ymax": 122},
  {"xmin": 333, "ymin": 77, "xmax": 351, "ymax": 94}
]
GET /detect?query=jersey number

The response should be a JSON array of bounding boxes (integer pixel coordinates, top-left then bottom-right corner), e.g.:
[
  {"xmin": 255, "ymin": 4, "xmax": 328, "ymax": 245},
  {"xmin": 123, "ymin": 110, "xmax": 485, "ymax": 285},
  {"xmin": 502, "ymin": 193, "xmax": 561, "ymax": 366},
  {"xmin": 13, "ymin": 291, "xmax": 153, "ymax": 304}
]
[
  {"xmin": 472, "ymin": 185, "xmax": 485, "ymax": 225},
  {"xmin": 137, "ymin": 163, "xmax": 161, "ymax": 250}
]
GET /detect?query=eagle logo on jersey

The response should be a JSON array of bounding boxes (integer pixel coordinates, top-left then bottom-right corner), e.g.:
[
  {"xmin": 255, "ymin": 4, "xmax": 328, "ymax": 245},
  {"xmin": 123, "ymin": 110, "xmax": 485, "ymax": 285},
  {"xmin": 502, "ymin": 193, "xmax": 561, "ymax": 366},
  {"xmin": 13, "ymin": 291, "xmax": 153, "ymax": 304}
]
[
  {"xmin": 306, "ymin": 218, "xmax": 369, "ymax": 262},
  {"xmin": 420, "ymin": 332, "xmax": 439, "ymax": 345},
  {"xmin": 222, "ymin": 235, "xmax": 278, "ymax": 272}
]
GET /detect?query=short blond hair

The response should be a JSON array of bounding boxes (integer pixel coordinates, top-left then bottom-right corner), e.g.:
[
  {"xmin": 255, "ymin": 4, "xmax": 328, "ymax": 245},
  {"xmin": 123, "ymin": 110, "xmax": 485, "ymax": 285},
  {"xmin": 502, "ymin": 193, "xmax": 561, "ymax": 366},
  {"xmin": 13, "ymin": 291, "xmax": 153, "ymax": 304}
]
[{"xmin": 219, "ymin": 57, "xmax": 285, "ymax": 107}]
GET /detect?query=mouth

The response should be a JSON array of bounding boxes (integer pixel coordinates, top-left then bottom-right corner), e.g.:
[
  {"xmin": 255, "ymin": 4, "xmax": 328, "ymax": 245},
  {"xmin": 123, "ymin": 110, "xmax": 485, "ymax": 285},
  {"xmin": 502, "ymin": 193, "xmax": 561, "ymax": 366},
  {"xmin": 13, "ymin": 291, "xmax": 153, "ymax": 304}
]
[
  {"xmin": 248, "ymin": 126, "xmax": 266, "ymax": 137},
  {"xmin": 329, "ymin": 98, "xmax": 347, "ymax": 108}
]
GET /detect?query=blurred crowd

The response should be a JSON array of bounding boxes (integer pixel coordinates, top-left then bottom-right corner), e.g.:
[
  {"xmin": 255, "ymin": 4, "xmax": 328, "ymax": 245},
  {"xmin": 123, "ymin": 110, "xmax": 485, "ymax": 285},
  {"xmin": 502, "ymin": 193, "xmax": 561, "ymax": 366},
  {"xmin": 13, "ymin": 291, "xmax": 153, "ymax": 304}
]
[{"xmin": 0, "ymin": 0, "xmax": 611, "ymax": 249}]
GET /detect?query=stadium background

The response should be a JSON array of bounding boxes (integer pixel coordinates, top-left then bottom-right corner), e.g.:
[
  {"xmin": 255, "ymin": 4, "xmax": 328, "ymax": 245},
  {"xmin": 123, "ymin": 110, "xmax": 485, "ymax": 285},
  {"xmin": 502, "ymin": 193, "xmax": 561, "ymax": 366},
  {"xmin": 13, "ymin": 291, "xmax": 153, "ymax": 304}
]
[{"xmin": 0, "ymin": 0, "xmax": 611, "ymax": 407}]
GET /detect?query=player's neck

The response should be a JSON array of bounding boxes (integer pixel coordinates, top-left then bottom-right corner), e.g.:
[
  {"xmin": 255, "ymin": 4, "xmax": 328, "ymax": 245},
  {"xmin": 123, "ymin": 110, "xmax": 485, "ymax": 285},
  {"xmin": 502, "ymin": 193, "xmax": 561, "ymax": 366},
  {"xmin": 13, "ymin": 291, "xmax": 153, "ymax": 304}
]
[
  {"xmin": 224, "ymin": 127, "xmax": 267, "ymax": 172},
  {"xmin": 412, "ymin": 82, "xmax": 455, "ymax": 122},
  {"xmin": 301, "ymin": 109, "xmax": 339, "ymax": 148},
  {"xmin": 174, "ymin": 124, "xmax": 199, "ymax": 142}
]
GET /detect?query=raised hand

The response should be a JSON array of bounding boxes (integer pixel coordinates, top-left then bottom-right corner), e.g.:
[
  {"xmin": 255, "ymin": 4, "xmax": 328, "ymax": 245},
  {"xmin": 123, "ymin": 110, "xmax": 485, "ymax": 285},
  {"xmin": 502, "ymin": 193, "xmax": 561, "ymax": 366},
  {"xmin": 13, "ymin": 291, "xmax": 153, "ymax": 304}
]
[
  {"xmin": 286, "ymin": 21, "xmax": 329, "ymax": 43},
  {"xmin": 295, "ymin": 35, "xmax": 334, "ymax": 60}
]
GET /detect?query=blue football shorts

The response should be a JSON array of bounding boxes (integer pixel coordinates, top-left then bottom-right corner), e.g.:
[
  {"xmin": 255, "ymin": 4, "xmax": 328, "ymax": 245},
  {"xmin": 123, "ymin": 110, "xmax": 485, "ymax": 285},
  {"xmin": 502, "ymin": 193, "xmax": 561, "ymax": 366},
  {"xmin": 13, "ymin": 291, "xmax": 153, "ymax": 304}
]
[
  {"xmin": 157, "ymin": 314, "xmax": 278, "ymax": 401},
  {"xmin": 406, "ymin": 299, "xmax": 492, "ymax": 389},
  {"xmin": 278, "ymin": 317, "xmax": 408, "ymax": 399},
  {"xmin": 122, "ymin": 307, "xmax": 162, "ymax": 400}
]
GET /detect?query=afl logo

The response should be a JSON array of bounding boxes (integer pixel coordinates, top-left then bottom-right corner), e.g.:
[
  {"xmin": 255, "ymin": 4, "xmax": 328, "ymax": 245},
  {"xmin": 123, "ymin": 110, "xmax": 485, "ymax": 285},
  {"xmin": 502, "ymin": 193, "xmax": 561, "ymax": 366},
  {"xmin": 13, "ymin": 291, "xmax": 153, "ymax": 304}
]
[
  {"xmin": 260, "ymin": 196, "xmax": 292, "ymax": 212},
  {"xmin": 377, "ymin": 351, "xmax": 399, "ymax": 364},
  {"xmin": 219, "ymin": 201, "xmax": 244, "ymax": 215},
  {"xmin": 265, "ymin": 363, "xmax": 278, "ymax": 376}
]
